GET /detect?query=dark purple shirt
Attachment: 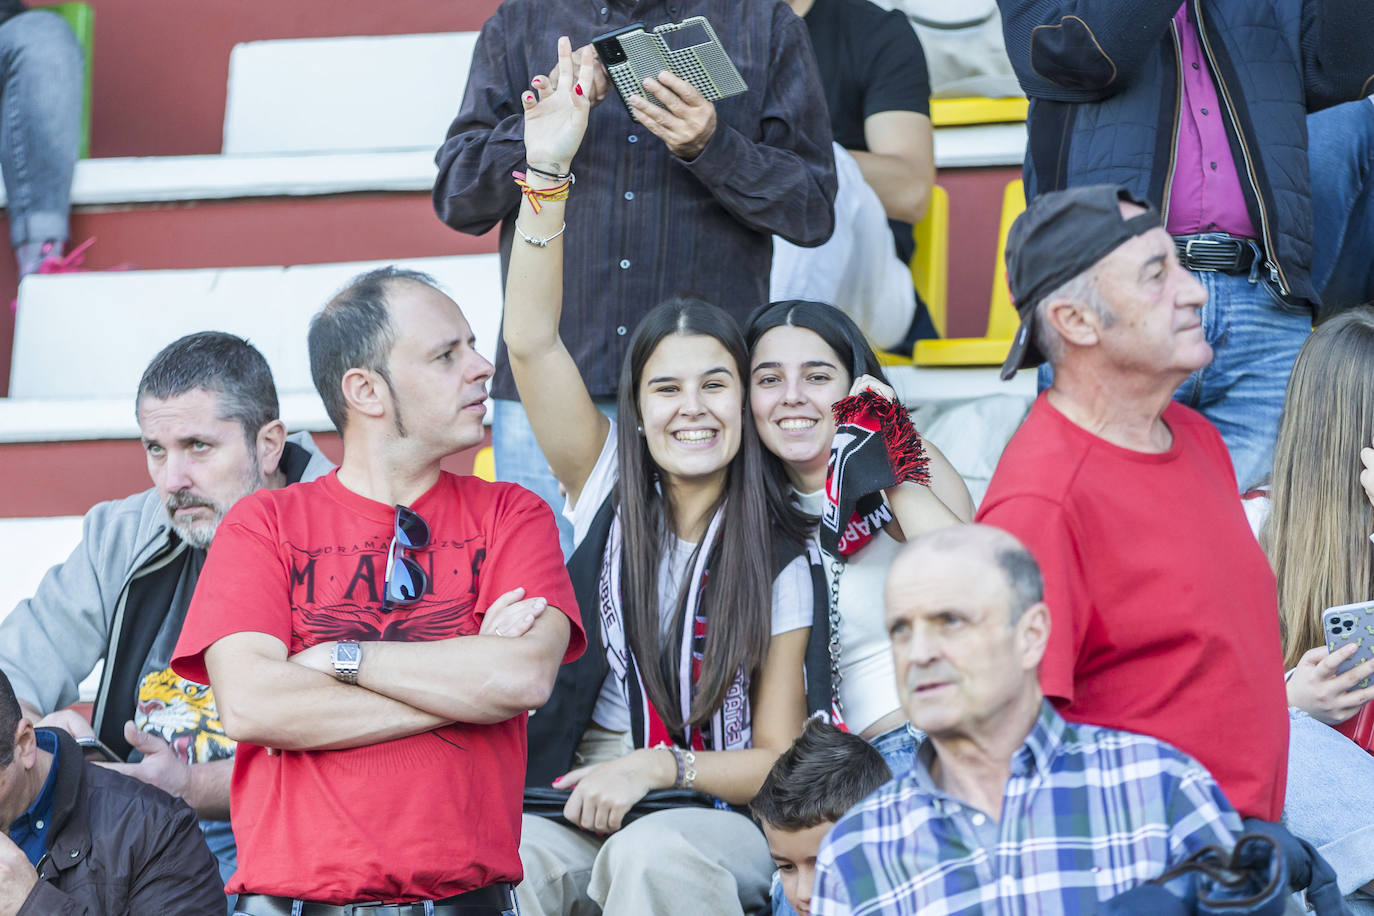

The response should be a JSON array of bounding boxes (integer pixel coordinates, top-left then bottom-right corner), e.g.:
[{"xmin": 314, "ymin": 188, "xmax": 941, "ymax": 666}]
[
  {"xmin": 434, "ymin": 0, "xmax": 838, "ymax": 400},
  {"xmin": 1164, "ymin": 3, "xmax": 1256, "ymax": 238}
]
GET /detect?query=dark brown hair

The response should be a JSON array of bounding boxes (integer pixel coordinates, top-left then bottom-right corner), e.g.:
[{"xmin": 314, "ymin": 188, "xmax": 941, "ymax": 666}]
[
  {"xmin": 750, "ymin": 718, "xmax": 891, "ymax": 830},
  {"xmin": 615, "ymin": 298, "xmax": 773, "ymax": 731},
  {"xmin": 745, "ymin": 300, "xmax": 891, "ymax": 540}
]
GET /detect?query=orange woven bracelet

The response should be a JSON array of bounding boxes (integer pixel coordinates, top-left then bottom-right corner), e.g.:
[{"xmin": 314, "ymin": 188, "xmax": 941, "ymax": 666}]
[{"xmin": 513, "ymin": 170, "xmax": 572, "ymax": 214}]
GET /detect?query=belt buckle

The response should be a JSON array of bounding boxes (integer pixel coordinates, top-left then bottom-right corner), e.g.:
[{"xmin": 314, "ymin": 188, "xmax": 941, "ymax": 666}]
[
  {"xmin": 1181, "ymin": 236, "xmax": 1242, "ymax": 272},
  {"xmin": 1183, "ymin": 237, "xmax": 1205, "ymax": 266}
]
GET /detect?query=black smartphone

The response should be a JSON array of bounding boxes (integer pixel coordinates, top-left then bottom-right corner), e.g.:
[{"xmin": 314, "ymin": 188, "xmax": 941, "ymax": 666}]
[
  {"xmin": 592, "ymin": 17, "xmax": 747, "ymax": 116},
  {"xmin": 75, "ymin": 735, "xmax": 123, "ymax": 763}
]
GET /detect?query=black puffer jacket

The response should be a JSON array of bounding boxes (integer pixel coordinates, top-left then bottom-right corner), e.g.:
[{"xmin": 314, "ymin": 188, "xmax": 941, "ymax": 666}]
[
  {"xmin": 999, "ymin": 0, "xmax": 1374, "ymax": 306},
  {"xmin": 18, "ymin": 729, "xmax": 224, "ymax": 916}
]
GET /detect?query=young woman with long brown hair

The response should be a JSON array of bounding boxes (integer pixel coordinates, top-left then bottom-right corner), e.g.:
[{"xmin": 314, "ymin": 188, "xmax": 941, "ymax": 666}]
[{"xmin": 500, "ymin": 40, "xmax": 813, "ymax": 916}]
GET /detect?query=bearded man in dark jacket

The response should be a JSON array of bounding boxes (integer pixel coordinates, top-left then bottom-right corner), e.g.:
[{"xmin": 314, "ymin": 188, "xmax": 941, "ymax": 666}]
[
  {"xmin": 0, "ymin": 669, "xmax": 223, "ymax": 915},
  {"xmin": 998, "ymin": 0, "xmax": 1374, "ymax": 493}
]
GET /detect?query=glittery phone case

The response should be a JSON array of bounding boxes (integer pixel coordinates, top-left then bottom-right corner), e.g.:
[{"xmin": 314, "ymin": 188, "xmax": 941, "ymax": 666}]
[
  {"xmin": 1323, "ymin": 599, "xmax": 1374, "ymax": 689},
  {"xmin": 593, "ymin": 18, "xmax": 747, "ymax": 117}
]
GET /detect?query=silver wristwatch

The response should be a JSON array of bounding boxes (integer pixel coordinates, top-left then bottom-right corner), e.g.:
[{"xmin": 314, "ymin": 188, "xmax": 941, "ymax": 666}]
[{"xmin": 332, "ymin": 640, "xmax": 362, "ymax": 685}]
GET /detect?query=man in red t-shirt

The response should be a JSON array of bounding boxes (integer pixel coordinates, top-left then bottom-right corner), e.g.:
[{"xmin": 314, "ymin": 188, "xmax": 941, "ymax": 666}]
[
  {"xmin": 975, "ymin": 186, "xmax": 1289, "ymax": 824},
  {"xmin": 171, "ymin": 267, "xmax": 585, "ymax": 912}
]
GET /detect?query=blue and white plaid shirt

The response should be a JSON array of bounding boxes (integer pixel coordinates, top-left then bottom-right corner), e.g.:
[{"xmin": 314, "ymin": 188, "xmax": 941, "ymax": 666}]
[{"xmin": 812, "ymin": 701, "xmax": 1243, "ymax": 915}]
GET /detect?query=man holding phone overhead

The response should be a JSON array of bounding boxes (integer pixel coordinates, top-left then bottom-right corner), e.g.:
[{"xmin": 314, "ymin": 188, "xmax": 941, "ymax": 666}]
[{"xmin": 434, "ymin": 0, "xmax": 837, "ymax": 553}]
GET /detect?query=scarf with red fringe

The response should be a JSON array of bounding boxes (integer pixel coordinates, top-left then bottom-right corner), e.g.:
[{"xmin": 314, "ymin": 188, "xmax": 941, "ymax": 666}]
[{"xmin": 820, "ymin": 389, "xmax": 930, "ymax": 559}]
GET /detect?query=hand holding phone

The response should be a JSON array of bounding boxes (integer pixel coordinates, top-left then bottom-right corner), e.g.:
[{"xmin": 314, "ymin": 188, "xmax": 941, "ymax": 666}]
[
  {"xmin": 75, "ymin": 735, "xmax": 123, "ymax": 764},
  {"xmin": 593, "ymin": 17, "xmax": 746, "ymax": 116}
]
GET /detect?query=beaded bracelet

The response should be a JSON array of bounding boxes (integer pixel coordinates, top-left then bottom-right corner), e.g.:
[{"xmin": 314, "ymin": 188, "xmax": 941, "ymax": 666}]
[
  {"xmin": 656, "ymin": 742, "xmax": 683, "ymax": 787},
  {"xmin": 514, "ymin": 220, "xmax": 566, "ymax": 248},
  {"xmin": 512, "ymin": 170, "xmax": 573, "ymax": 214},
  {"xmin": 656, "ymin": 743, "xmax": 698, "ymax": 789}
]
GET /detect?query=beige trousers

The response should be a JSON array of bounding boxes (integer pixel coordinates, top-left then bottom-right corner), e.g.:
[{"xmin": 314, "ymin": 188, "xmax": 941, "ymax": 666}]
[{"xmin": 516, "ymin": 729, "xmax": 773, "ymax": 916}]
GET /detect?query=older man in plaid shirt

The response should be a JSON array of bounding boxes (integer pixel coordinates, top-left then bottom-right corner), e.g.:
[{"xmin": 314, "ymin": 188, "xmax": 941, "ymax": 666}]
[{"xmin": 812, "ymin": 525, "xmax": 1242, "ymax": 915}]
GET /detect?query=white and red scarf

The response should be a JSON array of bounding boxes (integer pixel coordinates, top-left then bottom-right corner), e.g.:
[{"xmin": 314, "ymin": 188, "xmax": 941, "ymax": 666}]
[{"xmin": 598, "ymin": 509, "xmax": 752, "ymax": 753}]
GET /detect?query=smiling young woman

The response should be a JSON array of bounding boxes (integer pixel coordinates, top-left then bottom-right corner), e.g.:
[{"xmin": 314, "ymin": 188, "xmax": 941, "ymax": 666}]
[
  {"xmin": 746, "ymin": 300, "xmax": 973, "ymax": 779},
  {"xmin": 498, "ymin": 38, "xmax": 817, "ymax": 916}
]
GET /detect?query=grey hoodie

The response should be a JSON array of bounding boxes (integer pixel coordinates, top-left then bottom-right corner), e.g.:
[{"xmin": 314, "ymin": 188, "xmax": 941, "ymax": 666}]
[{"xmin": 0, "ymin": 432, "xmax": 333, "ymax": 747}]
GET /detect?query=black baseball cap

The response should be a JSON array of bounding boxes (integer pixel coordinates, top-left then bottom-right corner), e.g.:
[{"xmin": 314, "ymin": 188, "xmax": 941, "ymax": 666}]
[{"xmin": 1000, "ymin": 185, "xmax": 1162, "ymax": 380}]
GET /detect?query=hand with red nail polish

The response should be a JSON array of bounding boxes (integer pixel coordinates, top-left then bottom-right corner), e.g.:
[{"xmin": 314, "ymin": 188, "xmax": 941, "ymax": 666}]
[
  {"xmin": 537, "ymin": 42, "xmax": 608, "ymax": 108},
  {"xmin": 521, "ymin": 35, "xmax": 598, "ymax": 172}
]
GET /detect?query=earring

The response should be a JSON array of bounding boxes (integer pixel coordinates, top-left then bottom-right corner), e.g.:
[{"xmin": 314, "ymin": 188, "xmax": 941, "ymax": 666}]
[{"xmin": 636, "ymin": 424, "xmax": 644, "ymax": 436}]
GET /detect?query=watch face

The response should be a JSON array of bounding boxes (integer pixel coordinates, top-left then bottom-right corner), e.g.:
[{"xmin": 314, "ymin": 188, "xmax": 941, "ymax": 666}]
[{"xmin": 337, "ymin": 643, "xmax": 361, "ymax": 663}]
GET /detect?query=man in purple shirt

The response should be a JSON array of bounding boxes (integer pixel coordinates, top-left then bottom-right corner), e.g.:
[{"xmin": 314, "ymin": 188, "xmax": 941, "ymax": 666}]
[{"xmin": 997, "ymin": 0, "xmax": 1374, "ymax": 492}]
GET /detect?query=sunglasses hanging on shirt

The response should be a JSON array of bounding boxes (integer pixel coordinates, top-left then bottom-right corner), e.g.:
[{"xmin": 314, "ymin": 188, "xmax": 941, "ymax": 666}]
[{"xmin": 383, "ymin": 504, "xmax": 432, "ymax": 611}]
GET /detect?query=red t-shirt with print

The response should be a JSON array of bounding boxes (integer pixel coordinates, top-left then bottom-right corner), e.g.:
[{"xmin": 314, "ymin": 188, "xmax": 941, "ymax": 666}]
[
  {"xmin": 977, "ymin": 395, "xmax": 1288, "ymax": 821},
  {"xmin": 172, "ymin": 471, "xmax": 583, "ymax": 903}
]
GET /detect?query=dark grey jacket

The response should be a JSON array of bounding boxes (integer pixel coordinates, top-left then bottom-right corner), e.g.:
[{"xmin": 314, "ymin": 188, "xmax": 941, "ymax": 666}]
[
  {"xmin": 18, "ymin": 729, "xmax": 224, "ymax": 915},
  {"xmin": 999, "ymin": 0, "xmax": 1374, "ymax": 305}
]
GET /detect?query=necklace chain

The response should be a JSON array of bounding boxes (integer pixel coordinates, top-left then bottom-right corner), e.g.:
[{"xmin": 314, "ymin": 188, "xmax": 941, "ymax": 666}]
[{"xmin": 825, "ymin": 548, "xmax": 844, "ymax": 716}]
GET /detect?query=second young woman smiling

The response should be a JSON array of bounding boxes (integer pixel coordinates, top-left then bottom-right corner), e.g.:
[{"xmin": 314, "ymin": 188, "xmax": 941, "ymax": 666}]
[{"xmin": 747, "ymin": 301, "xmax": 973, "ymax": 762}]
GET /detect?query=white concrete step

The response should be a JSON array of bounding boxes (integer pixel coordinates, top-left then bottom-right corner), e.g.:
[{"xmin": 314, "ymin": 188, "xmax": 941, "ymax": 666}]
[{"xmin": 6, "ymin": 254, "xmax": 503, "ymax": 441}]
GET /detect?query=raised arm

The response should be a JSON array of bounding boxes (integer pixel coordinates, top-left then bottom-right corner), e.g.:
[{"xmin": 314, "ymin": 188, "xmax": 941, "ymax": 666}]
[
  {"xmin": 502, "ymin": 37, "xmax": 611, "ymax": 507},
  {"xmin": 847, "ymin": 376, "xmax": 974, "ymax": 536}
]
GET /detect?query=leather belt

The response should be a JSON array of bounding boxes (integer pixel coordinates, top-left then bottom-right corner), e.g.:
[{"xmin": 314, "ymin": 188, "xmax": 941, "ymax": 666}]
[
  {"xmin": 234, "ymin": 884, "xmax": 516, "ymax": 916},
  {"xmin": 1173, "ymin": 233, "xmax": 1261, "ymax": 274}
]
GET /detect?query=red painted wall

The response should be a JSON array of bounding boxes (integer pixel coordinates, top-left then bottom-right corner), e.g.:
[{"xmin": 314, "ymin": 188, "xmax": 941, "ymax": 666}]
[{"xmin": 0, "ymin": 431, "xmax": 491, "ymax": 518}]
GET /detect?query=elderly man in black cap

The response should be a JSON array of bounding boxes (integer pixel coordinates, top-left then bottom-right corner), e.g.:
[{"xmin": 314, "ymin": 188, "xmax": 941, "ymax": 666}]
[{"xmin": 975, "ymin": 185, "xmax": 1290, "ymax": 827}]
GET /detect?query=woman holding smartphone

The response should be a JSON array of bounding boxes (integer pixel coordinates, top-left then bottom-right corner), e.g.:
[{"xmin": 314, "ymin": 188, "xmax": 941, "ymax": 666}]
[
  {"xmin": 745, "ymin": 300, "xmax": 973, "ymax": 780},
  {"xmin": 503, "ymin": 39, "xmax": 812, "ymax": 916},
  {"xmin": 1251, "ymin": 306, "xmax": 1374, "ymax": 910}
]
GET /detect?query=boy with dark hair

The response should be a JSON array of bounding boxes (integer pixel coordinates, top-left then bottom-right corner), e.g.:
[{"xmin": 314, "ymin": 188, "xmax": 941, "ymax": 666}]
[{"xmin": 751, "ymin": 719, "xmax": 891, "ymax": 916}]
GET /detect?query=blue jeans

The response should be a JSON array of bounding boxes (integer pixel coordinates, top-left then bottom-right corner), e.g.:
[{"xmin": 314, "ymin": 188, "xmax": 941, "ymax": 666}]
[
  {"xmin": 1307, "ymin": 98, "xmax": 1374, "ymax": 320},
  {"xmin": 490, "ymin": 396, "xmax": 617, "ymax": 558},
  {"xmin": 768, "ymin": 724, "xmax": 921, "ymax": 916},
  {"xmin": 1035, "ymin": 270, "xmax": 1309, "ymax": 492},
  {"xmin": 1170, "ymin": 271, "xmax": 1310, "ymax": 492},
  {"xmin": 869, "ymin": 721, "xmax": 919, "ymax": 777},
  {"xmin": 0, "ymin": 9, "xmax": 81, "ymax": 250},
  {"xmin": 200, "ymin": 818, "xmax": 238, "ymax": 914},
  {"xmin": 1284, "ymin": 709, "xmax": 1374, "ymax": 913}
]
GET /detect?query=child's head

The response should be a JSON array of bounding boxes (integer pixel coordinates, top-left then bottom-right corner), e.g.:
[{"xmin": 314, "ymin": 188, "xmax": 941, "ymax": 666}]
[{"xmin": 750, "ymin": 719, "xmax": 892, "ymax": 915}]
